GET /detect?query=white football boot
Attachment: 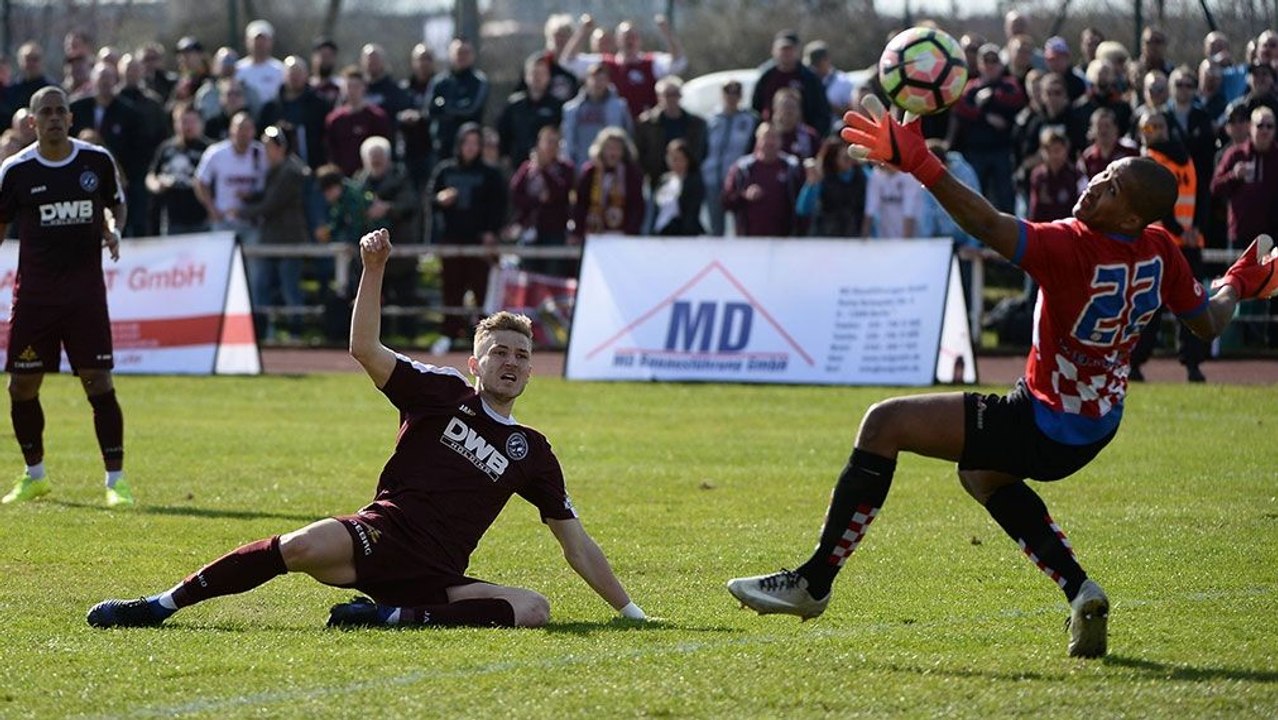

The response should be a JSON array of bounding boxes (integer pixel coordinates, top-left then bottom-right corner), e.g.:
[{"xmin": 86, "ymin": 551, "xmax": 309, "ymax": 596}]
[
  {"xmin": 1067, "ymin": 578, "xmax": 1110, "ymax": 658},
  {"xmin": 727, "ymin": 569, "xmax": 830, "ymax": 621}
]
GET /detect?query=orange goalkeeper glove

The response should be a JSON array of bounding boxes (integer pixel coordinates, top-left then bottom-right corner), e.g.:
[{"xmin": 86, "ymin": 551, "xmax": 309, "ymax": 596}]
[
  {"xmin": 1212, "ymin": 235, "xmax": 1278, "ymax": 300},
  {"xmin": 839, "ymin": 96, "xmax": 946, "ymax": 187}
]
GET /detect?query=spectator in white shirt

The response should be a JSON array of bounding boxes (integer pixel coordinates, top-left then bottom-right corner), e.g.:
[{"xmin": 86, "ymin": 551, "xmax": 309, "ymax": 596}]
[{"xmin": 235, "ymin": 19, "xmax": 286, "ymax": 114}]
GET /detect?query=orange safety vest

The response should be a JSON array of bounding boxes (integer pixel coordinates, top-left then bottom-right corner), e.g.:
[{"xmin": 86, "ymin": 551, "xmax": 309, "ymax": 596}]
[{"xmin": 1145, "ymin": 148, "xmax": 1197, "ymax": 247}]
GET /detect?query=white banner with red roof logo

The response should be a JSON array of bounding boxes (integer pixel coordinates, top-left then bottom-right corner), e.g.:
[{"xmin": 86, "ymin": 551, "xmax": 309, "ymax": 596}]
[
  {"xmin": 0, "ymin": 232, "xmax": 260, "ymax": 375},
  {"xmin": 566, "ymin": 235, "xmax": 975, "ymax": 386}
]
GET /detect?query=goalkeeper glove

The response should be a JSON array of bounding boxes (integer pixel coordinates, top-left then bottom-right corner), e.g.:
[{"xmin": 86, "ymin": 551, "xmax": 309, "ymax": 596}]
[
  {"xmin": 839, "ymin": 96, "xmax": 946, "ymax": 187},
  {"xmin": 1213, "ymin": 235, "xmax": 1278, "ymax": 300}
]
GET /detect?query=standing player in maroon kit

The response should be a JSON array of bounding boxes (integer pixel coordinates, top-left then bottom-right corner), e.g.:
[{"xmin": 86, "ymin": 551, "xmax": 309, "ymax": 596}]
[
  {"xmin": 87, "ymin": 227, "xmax": 648, "ymax": 629},
  {"xmin": 727, "ymin": 96, "xmax": 1278, "ymax": 657},
  {"xmin": 0, "ymin": 86, "xmax": 131, "ymax": 508}
]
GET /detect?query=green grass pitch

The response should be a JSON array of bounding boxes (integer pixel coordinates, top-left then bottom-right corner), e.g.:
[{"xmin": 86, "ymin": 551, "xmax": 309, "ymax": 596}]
[{"xmin": 0, "ymin": 373, "xmax": 1275, "ymax": 718}]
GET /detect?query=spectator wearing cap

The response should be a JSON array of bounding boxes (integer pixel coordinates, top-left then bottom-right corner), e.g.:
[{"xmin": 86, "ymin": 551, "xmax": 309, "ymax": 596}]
[
  {"xmin": 561, "ymin": 62, "xmax": 633, "ymax": 169},
  {"xmin": 953, "ymin": 43, "xmax": 1027, "ymax": 213},
  {"xmin": 171, "ymin": 37, "xmax": 210, "ymax": 105},
  {"xmin": 238, "ymin": 125, "xmax": 311, "ymax": 340},
  {"xmin": 514, "ymin": 14, "xmax": 580, "ymax": 106},
  {"xmin": 561, "ymin": 13, "xmax": 688, "ymax": 120},
  {"xmin": 722, "ymin": 122, "xmax": 804, "ymax": 237},
  {"xmin": 805, "ymin": 40, "xmax": 854, "ymax": 129},
  {"xmin": 310, "ymin": 37, "xmax": 343, "ymax": 107},
  {"xmin": 702, "ymin": 79, "xmax": 758, "ymax": 235},
  {"xmin": 751, "ymin": 30, "xmax": 831, "ymax": 137},
  {"xmin": 138, "ymin": 42, "xmax": 177, "ymax": 102},
  {"xmin": 1224, "ymin": 63, "xmax": 1278, "ymax": 124},
  {"xmin": 361, "ymin": 43, "xmax": 412, "ymax": 121},
  {"xmin": 325, "ymin": 65, "xmax": 394, "ymax": 177},
  {"xmin": 427, "ymin": 36, "xmax": 489, "ymax": 164},
  {"xmin": 147, "ymin": 103, "xmax": 211, "ymax": 235},
  {"xmin": 1043, "ymin": 36, "xmax": 1087, "ymax": 102},
  {"xmin": 235, "ymin": 19, "xmax": 286, "ymax": 113},
  {"xmin": 496, "ymin": 54, "xmax": 564, "ymax": 172},
  {"xmin": 635, "ymin": 76, "xmax": 707, "ymax": 192},
  {"xmin": 399, "ymin": 43, "xmax": 436, "ymax": 188}
]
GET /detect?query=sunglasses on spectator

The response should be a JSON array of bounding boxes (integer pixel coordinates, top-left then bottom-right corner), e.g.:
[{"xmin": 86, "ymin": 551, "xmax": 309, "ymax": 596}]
[
  {"xmin": 1257, "ymin": 122, "xmax": 1277, "ymax": 128},
  {"xmin": 1174, "ymin": 81, "xmax": 1195, "ymax": 88}
]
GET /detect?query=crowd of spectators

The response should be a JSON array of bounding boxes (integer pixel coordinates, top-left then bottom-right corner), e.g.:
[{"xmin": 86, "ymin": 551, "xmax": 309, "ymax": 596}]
[{"xmin": 0, "ymin": 13, "xmax": 1275, "ymax": 351}]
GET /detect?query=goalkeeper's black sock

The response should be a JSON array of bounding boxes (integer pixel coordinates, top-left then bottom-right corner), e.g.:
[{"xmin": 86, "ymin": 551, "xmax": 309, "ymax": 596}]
[
  {"xmin": 984, "ymin": 482, "xmax": 1087, "ymax": 601},
  {"xmin": 796, "ymin": 448, "xmax": 895, "ymax": 600}
]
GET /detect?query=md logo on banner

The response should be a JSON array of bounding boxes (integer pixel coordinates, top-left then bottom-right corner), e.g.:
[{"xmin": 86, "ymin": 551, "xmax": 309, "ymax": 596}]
[{"xmin": 586, "ymin": 260, "xmax": 813, "ymax": 376}]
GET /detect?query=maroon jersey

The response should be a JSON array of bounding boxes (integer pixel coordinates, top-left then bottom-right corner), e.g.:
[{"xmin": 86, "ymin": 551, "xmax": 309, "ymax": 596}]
[
  {"xmin": 603, "ymin": 54, "xmax": 659, "ymax": 118},
  {"xmin": 0, "ymin": 140, "xmax": 123, "ymax": 306},
  {"xmin": 371, "ymin": 355, "xmax": 577, "ymax": 575}
]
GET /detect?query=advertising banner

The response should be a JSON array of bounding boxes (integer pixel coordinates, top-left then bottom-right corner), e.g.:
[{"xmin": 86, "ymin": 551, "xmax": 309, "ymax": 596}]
[
  {"xmin": 0, "ymin": 232, "xmax": 260, "ymax": 375},
  {"xmin": 566, "ymin": 236, "xmax": 973, "ymax": 386}
]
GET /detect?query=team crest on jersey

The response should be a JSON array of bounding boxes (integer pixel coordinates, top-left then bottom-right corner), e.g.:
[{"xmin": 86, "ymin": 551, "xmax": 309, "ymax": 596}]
[
  {"xmin": 79, "ymin": 170, "xmax": 99, "ymax": 192},
  {"xmin": 506, "ymin": 432, "xmax": 529, "ymax": 461}
]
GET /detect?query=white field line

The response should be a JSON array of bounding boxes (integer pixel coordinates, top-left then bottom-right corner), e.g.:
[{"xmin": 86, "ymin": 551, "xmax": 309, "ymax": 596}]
[{"xmin": 85, "ymin": 584, "xmax": 1275, "ymax": 720}]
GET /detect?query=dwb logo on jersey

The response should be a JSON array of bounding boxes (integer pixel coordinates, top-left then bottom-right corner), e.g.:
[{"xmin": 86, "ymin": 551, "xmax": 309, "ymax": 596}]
[
  {"xmin": 38, "ymin": 200, "xmax": 94, "ymax": 226},
  {"xmin": 441, "ymin": 417, "xmax": 509, "ymax": 480}
]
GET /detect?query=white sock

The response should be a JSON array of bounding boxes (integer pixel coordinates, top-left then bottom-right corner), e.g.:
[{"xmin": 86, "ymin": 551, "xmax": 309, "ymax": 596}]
[
  {"xmin": 105, "ymin": 470, "xmax": 124, "ymax": 489},
  {"xmin": 25, "ymin": 462, "xmax": 45, "ymax": 480},
  {"xmin": 151, "ymin": 589, "xmax": 179, "ymax": 611}
]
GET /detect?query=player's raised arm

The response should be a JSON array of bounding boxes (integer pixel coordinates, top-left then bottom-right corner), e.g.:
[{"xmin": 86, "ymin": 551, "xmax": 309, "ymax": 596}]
[
  {"xmin": 348, "ymin": 228, "xmax": 398, "ymax": 387},
  {"xmin": 840, "ymin": 97, "xmax": 1021, "ymax": 259},
  {"xmin": 1184, "ymin": 235, "xmax": 1278, "ymax": 340},
  {"xmin": 547, "ymin": 517, "xmax": 647, "ymax": 620}
]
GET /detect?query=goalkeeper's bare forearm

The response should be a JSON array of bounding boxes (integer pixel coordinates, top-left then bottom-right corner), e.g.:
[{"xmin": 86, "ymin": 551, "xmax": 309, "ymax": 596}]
[{"xmin": 921, "ymin": 172, "xmax": 1021, "ymax": 261}]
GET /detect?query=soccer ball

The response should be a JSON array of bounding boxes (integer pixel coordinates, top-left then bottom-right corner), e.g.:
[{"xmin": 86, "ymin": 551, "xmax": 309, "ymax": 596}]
[{"xmin": 878, "ymin": 26, "xmax": 968, "ymax": 116}]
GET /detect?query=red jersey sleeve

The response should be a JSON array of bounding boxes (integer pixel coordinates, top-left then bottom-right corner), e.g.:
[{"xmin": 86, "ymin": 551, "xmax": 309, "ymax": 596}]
[
  {"xmin": 1160, "ymin": 237, "xmax": 1209, "ymax": 318},
  {"xmin": 379, "ymin": 355, "xmax": 473, "ymax": 414},
  {"xmin": 1013, "ymin": 218, "xmax": 1082, "ymax": 290},
  {"xmin": 516, "ymin": 437, "xmax": 578, "ymax": 522}
]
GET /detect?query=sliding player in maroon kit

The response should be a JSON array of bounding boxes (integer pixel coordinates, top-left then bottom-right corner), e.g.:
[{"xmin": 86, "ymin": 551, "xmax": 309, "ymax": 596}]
[
  {"xmin": 87, "ymin": 227, "xmax": 647, "ymax": 629},
  {"xmin": 728, "ymin": 96, "xmax": 1278, "ymax": 657},
  {"xmin": 0, "ymin": 86, "xmax": 131, "ymax": 508}
]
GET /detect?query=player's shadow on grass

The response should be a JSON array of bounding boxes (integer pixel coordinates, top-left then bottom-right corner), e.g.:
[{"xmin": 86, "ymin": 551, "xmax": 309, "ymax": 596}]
[
  {"xmin": 53, "ymin": 499, "xmax": 321, "ymax": 523},
  {"xmin": 1104, "ymin": 655, "xmax": 1278, "ymax": 683},
  {"xmin": 543, "ymin": 619, "xmax": 737, "ymax": 635}
]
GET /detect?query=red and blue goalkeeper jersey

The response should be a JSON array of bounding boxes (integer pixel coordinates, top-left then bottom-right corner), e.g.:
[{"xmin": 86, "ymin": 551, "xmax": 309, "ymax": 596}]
[{"xmin": 1012, "ymin": 218, "xmax": 1209, "ymax": 444}]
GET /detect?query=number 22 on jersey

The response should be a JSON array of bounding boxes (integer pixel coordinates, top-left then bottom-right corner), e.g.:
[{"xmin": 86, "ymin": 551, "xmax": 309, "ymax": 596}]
[{"xmin": 1071, "ymin": 258, "xmax": 1163, "ymax": 347}]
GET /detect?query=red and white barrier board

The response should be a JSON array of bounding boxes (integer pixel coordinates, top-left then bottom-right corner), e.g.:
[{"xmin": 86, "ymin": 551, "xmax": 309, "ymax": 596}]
[
  {"xmin": 0, "ymin": 232, "xmax": 260, "ymax": 375},
  {"xmin": 566, "ymin": 235, "xmax": 975, "ymax": 386}
]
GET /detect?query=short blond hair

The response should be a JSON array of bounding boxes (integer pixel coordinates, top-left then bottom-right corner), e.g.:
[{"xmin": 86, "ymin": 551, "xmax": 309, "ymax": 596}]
[{"xmin": 474, "ymin": 311, "xmax": 534, "ymax": 355}]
